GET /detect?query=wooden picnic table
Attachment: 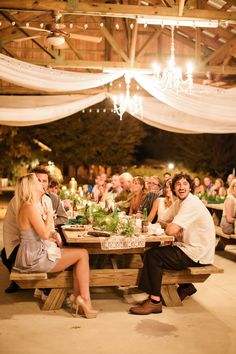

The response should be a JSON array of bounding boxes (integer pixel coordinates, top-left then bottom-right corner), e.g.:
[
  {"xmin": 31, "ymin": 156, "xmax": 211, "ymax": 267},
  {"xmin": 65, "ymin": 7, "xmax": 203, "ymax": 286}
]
[
  {"xmin": 62, "ymin": 227, "xmax": 174, "ymax": 255},
  {"xmin": 206, "ymin": 203, "xmax": 223, "ymax": 211},
  {"xmin": 11, "ymin": 229, "xmax": 223, "ymax": 310}
]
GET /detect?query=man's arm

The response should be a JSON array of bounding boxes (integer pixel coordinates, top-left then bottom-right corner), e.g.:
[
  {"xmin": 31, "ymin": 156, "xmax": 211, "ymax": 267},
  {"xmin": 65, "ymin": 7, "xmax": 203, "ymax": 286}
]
[
  {"xmin": 48, "ymin": 191, "xmax": 68, "ymax": 226},
  {"xmin": 165, "ymin": 223, "xmax": 184, "ymax": 241}
]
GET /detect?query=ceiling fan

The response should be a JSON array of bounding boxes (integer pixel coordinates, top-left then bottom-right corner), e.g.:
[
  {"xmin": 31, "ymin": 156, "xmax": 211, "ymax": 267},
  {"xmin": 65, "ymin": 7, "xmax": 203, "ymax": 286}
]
[{"xmin": 12, "ymin": 14, "xmax": 102, "ymax": 48}]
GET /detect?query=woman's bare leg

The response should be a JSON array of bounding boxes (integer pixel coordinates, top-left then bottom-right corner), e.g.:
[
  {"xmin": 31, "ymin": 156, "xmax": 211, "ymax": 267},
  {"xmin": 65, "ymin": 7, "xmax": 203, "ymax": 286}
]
[{"xmin": 50, "ymin": 248, "xmax": 93, "ymax": 309}]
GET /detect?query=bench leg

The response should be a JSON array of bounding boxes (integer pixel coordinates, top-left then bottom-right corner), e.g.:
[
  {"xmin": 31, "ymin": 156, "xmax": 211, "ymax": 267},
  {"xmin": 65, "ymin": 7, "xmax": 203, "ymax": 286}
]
[
  {"xmin": 42, "ymin": 288, "xmax": 68, "ymax": 311},
  {"xmin": 215, "ymin": 237, "xmax": 227, "ymax": 251},
  {"xmin": 161, "ymin": 285, "xmax": 182, "ymax": 307}
]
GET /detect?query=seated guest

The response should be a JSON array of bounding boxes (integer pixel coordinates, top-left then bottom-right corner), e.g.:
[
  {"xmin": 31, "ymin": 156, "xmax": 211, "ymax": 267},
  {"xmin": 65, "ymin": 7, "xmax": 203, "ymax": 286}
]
[
  {"xmin": 209, "ymin": 178, "xmax": 227, "ymax": 197},
  {"xmin": 110, "ymin": 174, "xmax": 122, "ymax": 195},
  {"xmin": 203, "ymin": 176, "xmax": 213, "ymax": 195},
  {"xmin": 129, "ymin": 176, "xmax": 147, "ymax": 215},
  {"xmin": 100, "ymin": 174, "xmax": 122, "ymax": 207},
  {"xmin": 13, "ymin": 173, "xmax": 97, "ymax": 318},
  {"xmin": 148, "ymin": 179, "xmax": 175, "ymax": 223},
  {"xmin": 92, "ymin": 174, "xmax": 109, "ymax": 203},
  {"xmin": 220, "ymin": 178, "xmax": 236, "ymax": 234},
  {"xmin": 129, "ymin": 172, "xmax": 215, "ymax": 315},
  {"xmin": 146, "ymin": 176, "xmax": 162, "ymax": 194},
  {"xmin": 31, "ymin": 166, "xmax": 68, "ymax": 227},
  {"xmin": 163, "ymin": 172, "xmax": 171, "ymax": 181},
  {"xmin": 115, "ymin": 172, "xmax": 133, "ymax": 214},
  {"xmin": 226, "ymin": 173, "xmax": 235, "ymax": 189},
  {"xmin": 48, "ymin": 179, "xmax": 60, "ymax": 194},
  {"xmin": 193, "ymin": 176, "xmax": 205, "ymax": 196},
  {"xmin": 139, "ymin": 176, "xmax": 163, "ymax": 221},
  {"xmin": 1, "ymin": 166, "xmax": 68, "ymax": 293}
]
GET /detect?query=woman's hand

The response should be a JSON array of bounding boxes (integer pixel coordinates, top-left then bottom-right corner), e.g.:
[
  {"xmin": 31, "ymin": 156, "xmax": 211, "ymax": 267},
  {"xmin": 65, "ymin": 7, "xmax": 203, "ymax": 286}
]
[{"xmin": 51, "ymin": 231, "xmax": 62, "ymax": 247}]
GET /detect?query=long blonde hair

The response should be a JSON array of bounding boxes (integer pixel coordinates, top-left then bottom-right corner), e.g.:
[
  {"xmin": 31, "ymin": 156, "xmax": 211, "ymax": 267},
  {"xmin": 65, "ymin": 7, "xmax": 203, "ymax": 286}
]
[
  {"xmin": 228, "ymin": 178, "xmax": 236, "ymax": 195},
  {"xmin": 15, "ymin": 173, "xmax": 38, "ymax": 221}
]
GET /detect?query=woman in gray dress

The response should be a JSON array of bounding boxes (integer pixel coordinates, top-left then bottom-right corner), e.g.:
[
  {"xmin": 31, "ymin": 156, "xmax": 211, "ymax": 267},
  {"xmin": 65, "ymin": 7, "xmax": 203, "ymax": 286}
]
[{"xmin": 13, "ymin": 173, "xmax": 97, "ymax": 319}]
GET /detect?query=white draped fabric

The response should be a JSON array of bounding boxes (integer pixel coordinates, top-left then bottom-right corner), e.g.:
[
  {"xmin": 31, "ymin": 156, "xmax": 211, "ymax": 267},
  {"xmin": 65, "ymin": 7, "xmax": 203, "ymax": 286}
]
[
  {"xmin": 0, "ymin": 54, "xmax": 124, "ymax": 92},
  {"xmin": 131, "ymin": 97, "xmax": 236, "ymax": 134},
  {"xmin": 134, "ymin": 73, "xmax": 236, "ymax": 121},
  {"xmin": 0, "ymin": 93, "xmax": 107, "ymax": 126},
  {"xmin": 0, "ymin": 53, "xmax": 236, "ymax": 133}
]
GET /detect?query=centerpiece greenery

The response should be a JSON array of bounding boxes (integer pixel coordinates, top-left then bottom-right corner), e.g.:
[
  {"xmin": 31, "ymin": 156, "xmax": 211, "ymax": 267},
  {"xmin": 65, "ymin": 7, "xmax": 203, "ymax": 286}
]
[
  {"xmin": 91, "ymin": 206, "xmax": 135, "ymax": 237},
  {"xmin": 198, "ymin": 193, "xmax": 226, "ymax": 204}
]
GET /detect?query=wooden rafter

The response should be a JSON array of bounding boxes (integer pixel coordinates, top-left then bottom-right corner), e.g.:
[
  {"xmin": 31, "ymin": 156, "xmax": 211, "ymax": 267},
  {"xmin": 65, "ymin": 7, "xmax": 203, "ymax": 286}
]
[
  {"xmin": 0, "ymin": 1, "xmax": 236, "ymax": 22},
  {"xmin": 203, "ymin": 35, "xmax": 236, "ymax": 64}
]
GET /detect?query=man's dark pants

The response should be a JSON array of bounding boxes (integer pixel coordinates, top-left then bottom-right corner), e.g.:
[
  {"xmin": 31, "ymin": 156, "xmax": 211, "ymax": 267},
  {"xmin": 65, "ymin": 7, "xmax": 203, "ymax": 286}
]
[{"xmin": 138, "ymin": 245, "xmax": 202, "ymax": 296}]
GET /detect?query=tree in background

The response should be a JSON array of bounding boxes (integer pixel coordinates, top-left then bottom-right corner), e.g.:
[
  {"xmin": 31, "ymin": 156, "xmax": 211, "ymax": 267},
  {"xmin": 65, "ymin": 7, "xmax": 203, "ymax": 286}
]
[
  {"xmin": 139, "ymin": 128, "xmax": 236, "ymax": 179},
  {"xmin": 0, "ymin": 102, "xmax": 147, "ymax": 179}
]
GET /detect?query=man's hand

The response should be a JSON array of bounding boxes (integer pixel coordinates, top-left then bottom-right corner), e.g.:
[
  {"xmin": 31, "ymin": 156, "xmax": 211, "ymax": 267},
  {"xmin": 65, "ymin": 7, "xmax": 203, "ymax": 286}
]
[
  {"xmin": 174, "ymin": 228, "xmax": 184, "ymax": 242},
  {"xmin": 159, "ymin": 220, "xmax": 168, "ymax": 229}
]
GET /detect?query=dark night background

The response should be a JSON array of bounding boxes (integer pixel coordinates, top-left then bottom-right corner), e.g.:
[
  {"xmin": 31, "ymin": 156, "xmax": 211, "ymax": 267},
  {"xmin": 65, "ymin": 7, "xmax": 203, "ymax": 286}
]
[{"xmin": 0, "ymin": 99, "xmax": 235, "ymax": 181}]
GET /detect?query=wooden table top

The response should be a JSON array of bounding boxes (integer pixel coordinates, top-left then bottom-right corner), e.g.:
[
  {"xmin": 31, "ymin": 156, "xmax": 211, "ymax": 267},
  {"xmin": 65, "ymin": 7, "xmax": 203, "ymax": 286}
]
[
  {"xmin": 62, "ymin": 227, "xmax": 174, "ymax": 244},
  {"xmin": 206, "ymin": 203, "xmax": 223, "ymax": 211}
]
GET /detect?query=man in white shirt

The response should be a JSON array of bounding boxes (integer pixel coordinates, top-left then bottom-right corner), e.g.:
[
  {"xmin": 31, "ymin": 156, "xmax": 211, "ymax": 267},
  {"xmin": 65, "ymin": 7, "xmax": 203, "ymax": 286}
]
[{"xmin": 130, "ymin": 172, "xmax": 215, "ymax": 315}]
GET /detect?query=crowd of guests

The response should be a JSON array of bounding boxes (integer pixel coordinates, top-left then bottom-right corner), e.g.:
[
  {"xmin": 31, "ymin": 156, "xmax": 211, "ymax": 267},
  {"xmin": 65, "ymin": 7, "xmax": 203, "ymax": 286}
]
[{"xmin": 1, "ymin": 166, "xmax": 236, "ymax": 319}]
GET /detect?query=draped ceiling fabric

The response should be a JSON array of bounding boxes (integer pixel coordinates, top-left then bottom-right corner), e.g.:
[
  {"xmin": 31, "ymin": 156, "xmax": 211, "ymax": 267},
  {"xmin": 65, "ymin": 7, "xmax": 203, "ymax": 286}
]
[{"xmin": 0, "ymin": 54, "xmax": 236, "ymax": 133}]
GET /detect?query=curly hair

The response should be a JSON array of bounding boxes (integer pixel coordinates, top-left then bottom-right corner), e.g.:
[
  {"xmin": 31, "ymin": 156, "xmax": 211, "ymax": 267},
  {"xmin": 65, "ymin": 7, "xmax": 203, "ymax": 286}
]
[{"xmin": 171, "ymin": 172, "xmax": 194, "ymax": 196}]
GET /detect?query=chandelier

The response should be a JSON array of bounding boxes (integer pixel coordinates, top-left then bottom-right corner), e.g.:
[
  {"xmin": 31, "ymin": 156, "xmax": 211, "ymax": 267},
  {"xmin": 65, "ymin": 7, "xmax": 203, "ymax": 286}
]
[
  {"xmin": 113, "ymin": 73, "xmax": 143, "ymax": 120},
  {"xmin": 153, "ymin": 26, "xmax": 193, "ymax": 93}
]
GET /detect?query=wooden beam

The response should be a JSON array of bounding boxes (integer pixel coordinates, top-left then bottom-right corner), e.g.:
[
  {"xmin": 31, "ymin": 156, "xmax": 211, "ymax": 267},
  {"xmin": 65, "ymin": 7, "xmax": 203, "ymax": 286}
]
[
  {"xmin": 0, "ymin": 11, "xmax": 56, "ymax": 59},
  {"xmin": 0, "ymin": 1, "xmax": 236, "ymax": 22},
  {"xmin": 203, "ymin": 35, "xmax": 236, "ymax": 64},
  {"xmin": 179, "ymin": 0, "xmax": 186, "ymax": 17},
  {"xmin": 195, "ymin": 28, "xmax": 201, "ymax": 61},
  {"xmin": 129, "ymin": 0, "xmax": 140, "ymax": 68},
  {"xmin": 136, "ymin": 28, "xmax": 162, "ymax": 61},
  {"xmin": 92, "ymin": 17, "xmax": 129, "ymax": 63}
]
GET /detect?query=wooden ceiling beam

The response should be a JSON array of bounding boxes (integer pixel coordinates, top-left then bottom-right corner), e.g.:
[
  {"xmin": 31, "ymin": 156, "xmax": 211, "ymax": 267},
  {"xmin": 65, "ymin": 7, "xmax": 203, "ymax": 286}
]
[
  {"xmin": 0, "ymin": 11, "xmax": 56, "ymax": 59},
  {"xmin": 203, "ymin": 35, "xmax": 236, "ymax": 64},
  {"xmin": 0, "ymin": 1, "xmax": 236, "ymax": 22},
  {"xmin": 92, "ymin": 17, "xmax": 129, "ymax": 63}
]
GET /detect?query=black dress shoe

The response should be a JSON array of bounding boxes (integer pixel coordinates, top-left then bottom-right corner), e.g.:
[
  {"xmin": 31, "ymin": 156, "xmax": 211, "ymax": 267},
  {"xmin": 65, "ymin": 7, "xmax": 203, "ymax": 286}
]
[
  {"xmin": 177, "ymin": 284, "xmax": 197, "ymax": 301},
  {"xmin": 5, "ymin": 281, "xmax": 20, "ymax": 293}
]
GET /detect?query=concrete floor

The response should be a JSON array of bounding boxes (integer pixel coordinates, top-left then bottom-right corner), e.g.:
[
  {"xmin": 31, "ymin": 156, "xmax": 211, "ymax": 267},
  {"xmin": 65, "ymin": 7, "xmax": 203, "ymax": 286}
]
[{"xmin": 0, "ymin": 216, "xmax": 236, "ymax": 354}]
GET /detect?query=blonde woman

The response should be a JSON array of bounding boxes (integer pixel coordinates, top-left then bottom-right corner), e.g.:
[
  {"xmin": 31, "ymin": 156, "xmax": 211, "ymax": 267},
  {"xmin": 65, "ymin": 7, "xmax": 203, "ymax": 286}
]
[
  {"xmin": 220, "ymin": 178, "xmax": 236, "ymax": 234},
  {"xmin": 13, "ymin": 173, "xmax": 97, "ymax": 319}
]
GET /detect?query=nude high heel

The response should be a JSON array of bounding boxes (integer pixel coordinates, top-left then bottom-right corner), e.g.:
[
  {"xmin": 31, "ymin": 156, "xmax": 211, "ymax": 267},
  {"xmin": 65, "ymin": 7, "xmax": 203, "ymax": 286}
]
[{"xmin": 75, "ymin": 296, "xmax": 98, "ymax": 319}]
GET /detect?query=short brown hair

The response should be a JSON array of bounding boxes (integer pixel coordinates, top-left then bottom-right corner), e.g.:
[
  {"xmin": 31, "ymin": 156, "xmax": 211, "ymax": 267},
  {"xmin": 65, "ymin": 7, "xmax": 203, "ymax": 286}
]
[{"xmin": 171, "ymin": 172, "xmax": 194, "ymax": 195}]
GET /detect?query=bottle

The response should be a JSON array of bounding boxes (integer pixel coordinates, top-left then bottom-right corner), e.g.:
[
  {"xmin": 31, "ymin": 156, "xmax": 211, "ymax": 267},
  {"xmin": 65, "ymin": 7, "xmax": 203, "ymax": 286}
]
[
  {"xmin": 69, "ymin": 177, "xmax": 77, "ymax": 192},
  {"xmin": 87, "ymin": 205, "xmax": 94, "ymax": 224},
  {"xmin": 141, "ymin": 208, "xmax": 148, "ymax": 233}
]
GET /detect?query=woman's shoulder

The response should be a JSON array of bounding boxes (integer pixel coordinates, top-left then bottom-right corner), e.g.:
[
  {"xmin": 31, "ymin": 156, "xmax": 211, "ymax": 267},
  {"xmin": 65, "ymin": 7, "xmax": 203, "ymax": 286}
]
[{"xmin": 21, "ymin": 202, "xmax": 38, "ymax": 213}]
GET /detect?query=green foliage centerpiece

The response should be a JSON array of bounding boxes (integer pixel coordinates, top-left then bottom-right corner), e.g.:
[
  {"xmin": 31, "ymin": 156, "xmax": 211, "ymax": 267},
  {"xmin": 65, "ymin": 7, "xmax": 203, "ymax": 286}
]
[{"xmin": 92, "ymin": 207, "xmax": 135, "ymax": 237}]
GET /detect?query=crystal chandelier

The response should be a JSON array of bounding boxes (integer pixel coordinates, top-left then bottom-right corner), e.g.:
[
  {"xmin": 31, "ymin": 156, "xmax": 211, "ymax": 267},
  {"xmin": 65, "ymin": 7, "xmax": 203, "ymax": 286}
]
[
  {"xmin": 153, "ymin": 26, "xmax": 193, "ymax": 93},
  {"xmin": 113, "ymin": 73, "xmax": 143, "ymax": 120}
]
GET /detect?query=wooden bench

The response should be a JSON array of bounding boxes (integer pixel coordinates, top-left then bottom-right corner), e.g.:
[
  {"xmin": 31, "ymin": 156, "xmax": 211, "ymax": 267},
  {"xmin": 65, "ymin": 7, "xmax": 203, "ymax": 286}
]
[
  {"xmin": 10, "ymin": 264, "xmax": 223, "ymax": 310},
  {"xmin": 215, "ymin": 225, "xmax": 236, "ymax": 251}
]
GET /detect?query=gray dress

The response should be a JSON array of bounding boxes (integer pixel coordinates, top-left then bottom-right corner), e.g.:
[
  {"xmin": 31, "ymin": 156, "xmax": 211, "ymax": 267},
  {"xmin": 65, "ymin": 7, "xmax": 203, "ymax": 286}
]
[{"xmin": 13, "ymin": 227, "xmax": 61, "ymax": 273}]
